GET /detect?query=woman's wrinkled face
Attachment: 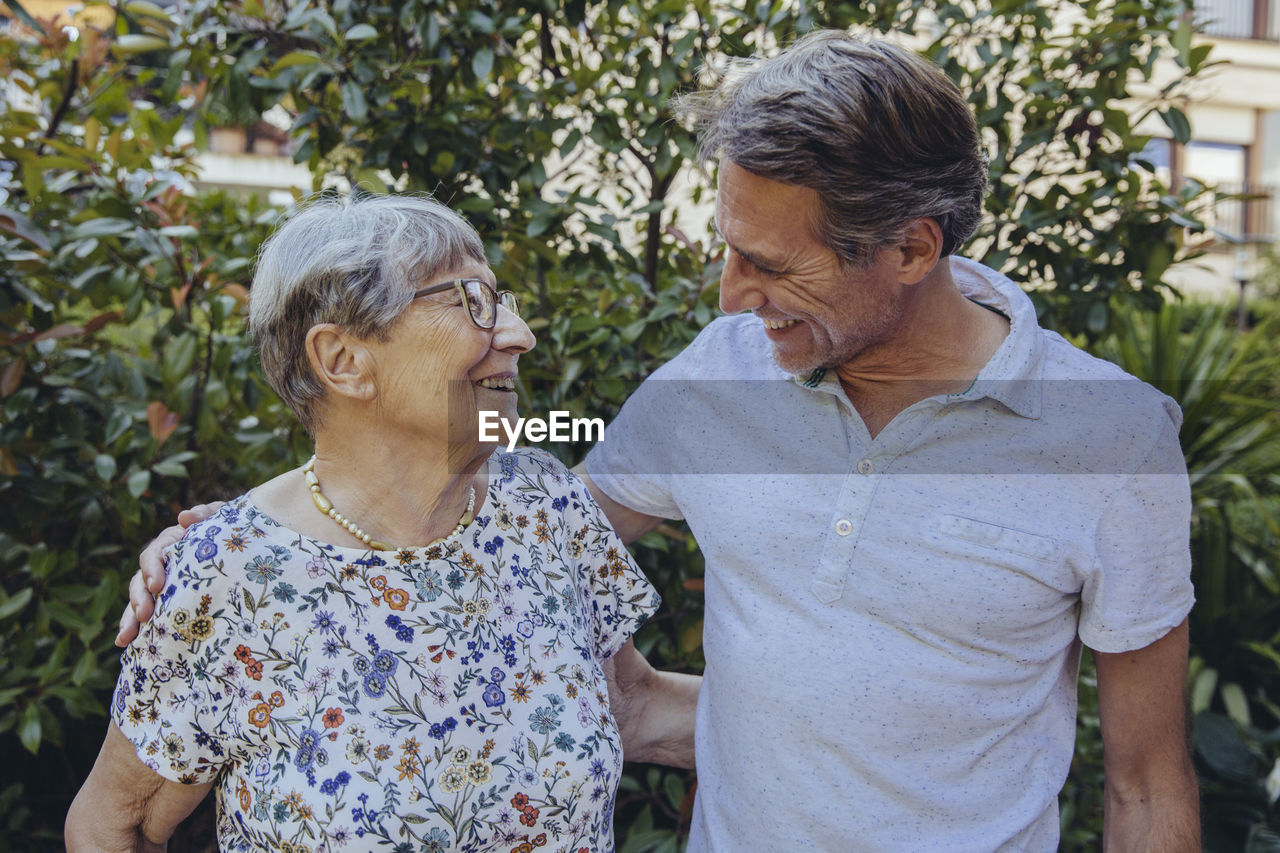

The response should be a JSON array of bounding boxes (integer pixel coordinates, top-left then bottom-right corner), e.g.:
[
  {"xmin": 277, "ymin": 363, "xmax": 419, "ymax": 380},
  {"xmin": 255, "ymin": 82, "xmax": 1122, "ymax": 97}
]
[{"xmin": 364, "ymin": 261, "xmax": 535, "ymax": 457}]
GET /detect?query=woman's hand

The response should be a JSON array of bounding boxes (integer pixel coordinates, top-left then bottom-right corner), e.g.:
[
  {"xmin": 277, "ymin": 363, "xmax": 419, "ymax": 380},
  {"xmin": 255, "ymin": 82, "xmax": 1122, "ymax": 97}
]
[
  {"xmin": 604, "ymin": 640, "xmax": 700, "ymax": 769},
  {"xmin": 65, "ymin": 722, "xmax": 213, "ymax": 851},
  {"xmin": 114, "ymin": 503, "xmax": 224, "ymax": 648}
]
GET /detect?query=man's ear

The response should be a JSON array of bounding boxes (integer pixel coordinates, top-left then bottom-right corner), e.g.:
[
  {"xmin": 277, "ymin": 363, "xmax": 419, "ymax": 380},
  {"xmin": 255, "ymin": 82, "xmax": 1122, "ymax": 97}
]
[
  {"xmin": 896, "ymin": 218, "xmax": 944, "ymax": 286},
  {"xmin": 305, "ymin": 324, "xmax": 377, "ymax": 401}
]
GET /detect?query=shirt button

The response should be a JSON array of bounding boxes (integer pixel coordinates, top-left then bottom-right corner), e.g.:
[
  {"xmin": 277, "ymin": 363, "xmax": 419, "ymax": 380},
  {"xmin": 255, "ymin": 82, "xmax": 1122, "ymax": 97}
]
[
  {"xmin": 857, "ymin": 458, "xmax": 874, "ymax": 475},
  {"xmin": 835, "ymin": 519, "xmax": 853, "ymax": 536}
]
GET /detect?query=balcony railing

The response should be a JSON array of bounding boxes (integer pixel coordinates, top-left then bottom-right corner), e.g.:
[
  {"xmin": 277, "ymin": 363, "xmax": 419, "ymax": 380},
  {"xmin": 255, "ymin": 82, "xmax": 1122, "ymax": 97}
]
[
  {"xmin": 1191, "ymin": 183, "xmax": 1277, "ymax": 250},
  {"xmin": 1196, "ymin": 0, "xmax": 1280, "ymax": 40}
]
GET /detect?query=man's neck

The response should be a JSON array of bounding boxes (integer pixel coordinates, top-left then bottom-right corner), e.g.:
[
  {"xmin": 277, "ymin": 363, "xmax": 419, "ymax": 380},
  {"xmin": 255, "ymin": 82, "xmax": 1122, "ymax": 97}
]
[{"xmin": 834, "ymin": 263, "xmax": 1010, "ymax": 438}]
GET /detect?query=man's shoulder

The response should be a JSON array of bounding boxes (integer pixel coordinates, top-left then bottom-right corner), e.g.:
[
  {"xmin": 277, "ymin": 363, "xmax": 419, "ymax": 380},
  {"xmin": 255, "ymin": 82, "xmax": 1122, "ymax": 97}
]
[
  {"xmin": 655, "ymin": 314, "xmax": 780, "ymax": 380},
  {"xmin": 1034, "ymin": 328, "xmax": 1183, "ymax": 446},
  {"xmin": 1035, "ymin": 329, "xmax": 1129, "ymax": 378}
]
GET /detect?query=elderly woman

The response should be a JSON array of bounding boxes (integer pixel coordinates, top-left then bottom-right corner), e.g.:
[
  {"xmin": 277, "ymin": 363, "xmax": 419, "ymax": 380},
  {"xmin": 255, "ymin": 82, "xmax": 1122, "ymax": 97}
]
[{"xmin": 67, "ymin": 195, "xmax": 695, "ymax": 852}]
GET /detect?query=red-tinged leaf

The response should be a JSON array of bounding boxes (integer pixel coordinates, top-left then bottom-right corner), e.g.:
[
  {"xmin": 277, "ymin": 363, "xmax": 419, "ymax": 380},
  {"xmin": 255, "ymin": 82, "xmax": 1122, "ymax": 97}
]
[
  {"xmin": 663, "ymin": 224, "xmax": 696, "ymax": 251},
  {"xmin": 0, "ymin": 358, "xmax": 24, "ymax": 397},
  {"xmin": 82, "ymin": 311, "xmax": 122, "ymax": 335},
  {"xmin": 0, "ymin": 448, "xmax": 18, "ymax": 476},
  {"xmin": 0, "ymin": 207, "xmax": 50, "ymax": 251},
  {"xmin": 29, "ymin": 323, "xmax": 83, "ymax": 342},
  {"xmin": 146, "ymin": 401, "xmax": 179, "ymax": 446},
  {"xmin": 171, "ymin": 283, "xmax": 192, "ymax": 311},
  {"xmin": 221, "ymin": 283, "xmax": 249, "ymax": 303}
]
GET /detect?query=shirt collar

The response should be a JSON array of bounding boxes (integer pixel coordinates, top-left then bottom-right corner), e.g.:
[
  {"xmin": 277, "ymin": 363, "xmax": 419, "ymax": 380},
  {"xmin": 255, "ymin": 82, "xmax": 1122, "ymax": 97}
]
[
  {"xmin": 946, "ymin": 257, "xmax": 1044, "ymax": 419},
  {"xmin": 787, "ymin": 257, "xmax": 1046, "ymax": 419}
]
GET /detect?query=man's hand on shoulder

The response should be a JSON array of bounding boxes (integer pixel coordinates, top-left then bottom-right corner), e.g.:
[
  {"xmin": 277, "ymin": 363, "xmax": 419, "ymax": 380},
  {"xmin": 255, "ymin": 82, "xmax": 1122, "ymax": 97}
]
[{"xmin": 114, "ymin": 502, "xmax": 224, "ymax": 647}]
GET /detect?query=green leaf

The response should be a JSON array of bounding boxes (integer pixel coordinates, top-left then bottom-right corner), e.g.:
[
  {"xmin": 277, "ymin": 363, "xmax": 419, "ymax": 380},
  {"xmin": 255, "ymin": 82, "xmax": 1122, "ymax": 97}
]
[
  {"xmin": 163, "ymin": 333, "xmax": 198, "ymax": 386},
  {"xmin": 1221, "ymin": 682, "xmax": 1251, "ymax": 727},
  {"xmin": 0, "ymin": 588, "xmax": 33, "ymax": 621},
  {"xmin": 1160, "ymin": 107, "xmax": 1191, "ymax": 145},
  {"xmin": 1191, "ymin": 666, "xmax": 1217, "ymax": 714},
  {"xmin": 0, "ymin": 206, "xmax": 50, "ymax": 250},
  {"xmin": 1193, "ymin": 712, "xmax": 1258, "ymax": 784},
  {"xmin": 152, "ymin": 457, "xmax": 190, "ymax": 477},
  {"xmin": 92, "ymin": 453, "xmax": 117, "ymax": 482},
  {"xmin": 344, "ymin": 24, "xmax": 378, "ymax": 41},
  {"xmin": 66, "ymin": 218, "xmax": 135, "ymax": 240},
  {"xmin": 472, "ymin": 48, "xmax": 494, "ymax": 80},
  {"xmin": 18, "ymin": 705, "xmax": 41, "ymax": 754},
  {"xmin": 123, "ymin": 0, "xmax": 172, "ymax": 20},
  {"xmin": 70, "ymin": 649, "xmax": 98, "ymax": 687},
  {"xmin": 1172, "ymin": 20, "xmax": 1192, "ymax": 67},
  {"xmin": 112, "ymin": 34, "xmax": 170, "ymax": 56},
  {"xmin": 127, "ymin": 469, "xmax": 151, "ymax": 498},
  {"xmin": 270, "ymin": 50, "xmax": 324, "ymax": 72},
  {"xmin": 341, "ymin": 80, "xmax": 368, "ymax": 122},
  {"xmin": 158, "ymin": 225, "xmax": 199, "ymax": 240}
]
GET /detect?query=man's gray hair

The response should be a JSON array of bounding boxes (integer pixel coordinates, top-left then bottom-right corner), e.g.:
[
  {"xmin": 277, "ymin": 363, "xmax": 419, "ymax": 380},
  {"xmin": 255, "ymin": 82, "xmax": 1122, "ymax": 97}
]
[
  {"xmin": 250, "ymin": 193, "xmax": 486, "ymax": 433},
  {"xmin": 681, "ymin": 30, "xmax": 987, "ymax": 266}
]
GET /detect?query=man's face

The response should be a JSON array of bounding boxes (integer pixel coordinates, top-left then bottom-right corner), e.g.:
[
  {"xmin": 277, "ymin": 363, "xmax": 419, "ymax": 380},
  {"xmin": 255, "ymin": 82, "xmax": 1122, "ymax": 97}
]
[{"xmin": 714, "ymin": 160, "xmax": 907, "ymax": 375}]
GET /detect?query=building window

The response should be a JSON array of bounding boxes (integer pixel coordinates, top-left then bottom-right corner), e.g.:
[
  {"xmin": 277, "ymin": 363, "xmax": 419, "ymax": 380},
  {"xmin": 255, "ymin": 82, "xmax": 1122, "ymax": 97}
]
[
  {"xmin": 1195, "ymin": 0, "xmax": 1280, "ymax": 41},
  {"xmin": 1181, "ymin": 141, "xmax": 1274, "ymax": 245}
]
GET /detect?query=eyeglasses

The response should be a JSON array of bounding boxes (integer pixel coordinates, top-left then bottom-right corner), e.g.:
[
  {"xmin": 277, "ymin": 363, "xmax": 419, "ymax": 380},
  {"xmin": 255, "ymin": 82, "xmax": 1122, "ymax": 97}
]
[{"xmin": 411, "ymin": 278, "xmax": 520, "ymax": 330}]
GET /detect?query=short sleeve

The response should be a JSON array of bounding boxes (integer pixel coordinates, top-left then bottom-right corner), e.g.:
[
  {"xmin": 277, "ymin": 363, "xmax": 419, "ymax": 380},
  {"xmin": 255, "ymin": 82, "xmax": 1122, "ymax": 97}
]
[
  {"xmin": 111, "ymin": 530, "xmax": 232, "ymax": 784},
  {"xmin": 1079, "ymin": 413, "xmax": 1195, "ymax": 652},
  {"xmin": 583, "ymin": 374, "xmax": 685, "ymax": 521},
  {"xmin": 563, "ymin": 467, "xmax": 662, "ymax": 661}
]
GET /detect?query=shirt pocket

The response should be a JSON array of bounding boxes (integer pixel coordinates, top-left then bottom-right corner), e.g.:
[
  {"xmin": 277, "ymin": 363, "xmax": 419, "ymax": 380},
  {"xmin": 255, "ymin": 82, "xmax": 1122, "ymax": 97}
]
[
  {"xmin": 940, "ymin": 514, "xmax": 1060, "ymax": 564},
  {"xmin": 860, "ymin": 514, "xmax": 1077, "ymax": 652}
]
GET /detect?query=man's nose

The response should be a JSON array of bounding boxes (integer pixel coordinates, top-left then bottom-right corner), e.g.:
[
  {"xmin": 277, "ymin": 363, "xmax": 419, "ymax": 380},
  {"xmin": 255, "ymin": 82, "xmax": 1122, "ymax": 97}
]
[{"xmin": 718, "ymin": 250, "xmax": 765, "ymax": 314}]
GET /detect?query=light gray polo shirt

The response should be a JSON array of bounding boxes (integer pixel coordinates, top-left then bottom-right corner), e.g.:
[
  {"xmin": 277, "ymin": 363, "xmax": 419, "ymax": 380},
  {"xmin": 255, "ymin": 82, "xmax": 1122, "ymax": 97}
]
[{"xmin": 585, "ymin": 257, "xmax": 1194, "ymax": 852}]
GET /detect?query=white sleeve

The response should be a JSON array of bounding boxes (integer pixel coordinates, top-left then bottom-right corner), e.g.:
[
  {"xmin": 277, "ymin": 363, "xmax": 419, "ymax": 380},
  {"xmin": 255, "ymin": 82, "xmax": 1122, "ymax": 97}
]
[{"xmin": 1079, "ymin": 413, "xmax": 1195, "ymax": 652}]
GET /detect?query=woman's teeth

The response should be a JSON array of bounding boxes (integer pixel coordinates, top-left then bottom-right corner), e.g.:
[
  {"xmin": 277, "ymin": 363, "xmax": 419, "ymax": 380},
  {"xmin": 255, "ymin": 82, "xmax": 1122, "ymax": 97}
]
[{"xmin": 478, "ymin": 377, "xmax": 516, "ymax": 391}]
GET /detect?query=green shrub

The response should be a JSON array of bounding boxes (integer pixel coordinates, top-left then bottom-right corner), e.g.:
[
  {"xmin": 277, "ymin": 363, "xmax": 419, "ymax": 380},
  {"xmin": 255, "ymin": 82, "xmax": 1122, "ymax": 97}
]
[{"xmin": 1094, "ymin": 302, "xmax": 1280, "ymax": 848}]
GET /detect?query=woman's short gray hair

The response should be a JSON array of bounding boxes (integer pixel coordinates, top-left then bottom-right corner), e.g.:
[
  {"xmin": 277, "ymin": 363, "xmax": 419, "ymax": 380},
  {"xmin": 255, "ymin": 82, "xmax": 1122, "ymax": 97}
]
[
  {"xmin": 250, "ymin": 193, "xmax": 486, "ymax": 433},
  {"xmin": 680, "ymin": 30, "xmax": 987, "ymax": 266}
]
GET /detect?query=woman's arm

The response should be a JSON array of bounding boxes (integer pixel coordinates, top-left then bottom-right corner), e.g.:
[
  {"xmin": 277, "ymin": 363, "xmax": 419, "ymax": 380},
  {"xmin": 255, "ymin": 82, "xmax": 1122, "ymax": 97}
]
[
  {"xmin": 66, "ymin": 722, "xmax": 214, "ymax": 852},
  {"xmin": 604, "ymin": 639, "xmax": 700, "ymax": 769}
]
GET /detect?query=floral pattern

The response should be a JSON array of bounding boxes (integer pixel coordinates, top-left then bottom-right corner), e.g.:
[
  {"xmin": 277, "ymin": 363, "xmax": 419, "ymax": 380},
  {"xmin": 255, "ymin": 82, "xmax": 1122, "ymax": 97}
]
[{"xmin": 113, "ymin": 449, "xmax": 659, "ymax": 853}]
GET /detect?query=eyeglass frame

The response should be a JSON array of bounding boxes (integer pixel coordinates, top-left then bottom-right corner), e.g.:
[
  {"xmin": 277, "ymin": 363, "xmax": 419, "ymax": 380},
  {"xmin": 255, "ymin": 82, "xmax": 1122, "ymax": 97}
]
[{"xmin": 410, "ymin": 278, "xmax": 520, "ymax": 330}]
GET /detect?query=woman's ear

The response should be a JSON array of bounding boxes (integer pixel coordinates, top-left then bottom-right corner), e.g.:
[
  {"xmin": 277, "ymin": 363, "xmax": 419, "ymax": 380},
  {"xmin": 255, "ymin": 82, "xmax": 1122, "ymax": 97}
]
[
  {"xmin": 305, "ymin": 324, "xmax": 377, "ymax": 401},
  {"xmin": 896, "ymin": 218, "xmax": 944, "ymax": 286}
]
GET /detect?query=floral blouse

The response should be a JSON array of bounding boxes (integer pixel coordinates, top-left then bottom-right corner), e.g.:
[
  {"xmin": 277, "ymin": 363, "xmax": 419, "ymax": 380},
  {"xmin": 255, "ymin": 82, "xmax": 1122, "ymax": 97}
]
[{"xmin": 112, "ymin": 449, "xmax": 660, "ymax": 853}]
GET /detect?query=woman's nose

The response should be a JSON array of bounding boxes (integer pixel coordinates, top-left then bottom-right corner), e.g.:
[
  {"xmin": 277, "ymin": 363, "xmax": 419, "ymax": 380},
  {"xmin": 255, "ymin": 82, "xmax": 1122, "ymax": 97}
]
[{"xmin": 494, "ymin": 304, "xmax": 535, "ymax": 353}]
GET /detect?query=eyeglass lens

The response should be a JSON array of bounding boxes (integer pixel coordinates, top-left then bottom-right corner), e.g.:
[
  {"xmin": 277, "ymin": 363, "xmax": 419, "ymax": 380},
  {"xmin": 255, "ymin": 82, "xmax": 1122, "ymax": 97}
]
[{"xmin": 461, "ymin": 280, "xmax": 518, "ymax": 329}]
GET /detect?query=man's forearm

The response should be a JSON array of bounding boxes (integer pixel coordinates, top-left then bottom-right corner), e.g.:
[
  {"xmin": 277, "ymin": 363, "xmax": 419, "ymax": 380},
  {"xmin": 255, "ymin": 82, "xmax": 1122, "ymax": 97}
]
[{"xmin": 1103, "ymin": 776, "xmax": 1200, "ymax": 852}]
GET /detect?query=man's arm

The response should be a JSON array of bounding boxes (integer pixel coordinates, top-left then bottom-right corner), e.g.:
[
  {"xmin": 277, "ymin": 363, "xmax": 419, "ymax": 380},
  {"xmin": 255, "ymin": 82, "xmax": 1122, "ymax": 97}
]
[
  {"xmin": 116, "ymin": 503, "xmax": 223, "ymax": 647},
  {"xmin": 572, "ymin": 465, "xmax": 663, "ymax": 545},
  {"xmin": 1093, "ymin": 618, "xmax": 1199, "ymax": 852},
  {"xmin": 66, "ymin": 722, "xmax": 213, "ymax": 851}
]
